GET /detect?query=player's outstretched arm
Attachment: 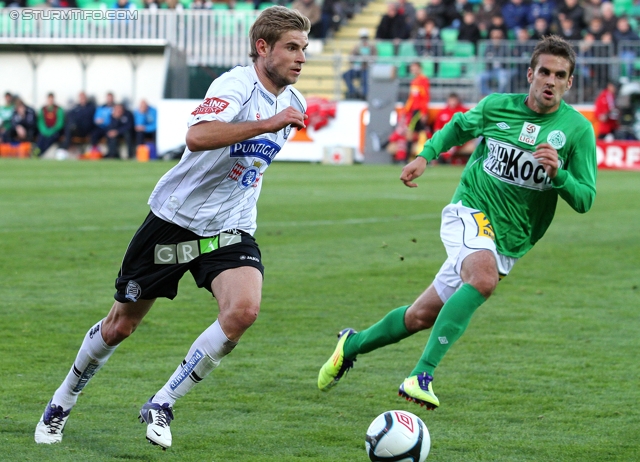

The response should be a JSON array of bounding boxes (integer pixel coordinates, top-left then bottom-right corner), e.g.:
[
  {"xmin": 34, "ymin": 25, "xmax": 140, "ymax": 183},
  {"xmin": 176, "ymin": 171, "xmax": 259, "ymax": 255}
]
[
  {"xmin": 186, "ymin": 107, "xmax": 307, "ymax": 152},
  {"xmin": 400, "ymin": 156, "xmax": 428, "ymax": 188}
]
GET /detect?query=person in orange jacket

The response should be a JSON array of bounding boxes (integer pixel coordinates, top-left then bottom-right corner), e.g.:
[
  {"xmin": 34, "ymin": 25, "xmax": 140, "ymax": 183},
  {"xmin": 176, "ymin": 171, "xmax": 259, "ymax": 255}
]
[{"xmin": 389, "ymin": 62, "xmax": 431, "ymax": 163}]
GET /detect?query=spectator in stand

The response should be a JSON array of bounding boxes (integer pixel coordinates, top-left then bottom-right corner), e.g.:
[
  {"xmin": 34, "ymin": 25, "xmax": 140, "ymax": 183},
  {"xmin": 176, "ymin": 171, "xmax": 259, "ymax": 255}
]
[
  {"xmin": 133, "ymin": 99, "xmax": 157, "ymax": 146},
  {"xmin": 511, "ymin": 28, "xmax": 535, "ymax": 91},
  {"xmin": 143, "ymin": 0, "xmax": 159, "ymax": 9},
  {"xmin": 487, "ymin": 13, "xmax": 509, "ymax": 38},
  {"xmin": 34, "ymin": 92, "xmax": 65, "ymax": 158},
  {"xmin": 586, "ymin": 16, "xmax": 605, "ymax": 40},
  {"xmin": 527, "ymin": 0, "xmax": 556, "ymax": 31},
  {"xmin": 104, "ymin": 103, "xmax": 135, "ymax": 159},
  {"xmin": 594, "ymin": 80, "xmax": 619, "ymax": 140},
  {"xmin": 613, "ymin": 16, "xmax": 640, "ymax": 77},
  {"xmin": 582, "ymin": 0, "xmax": 602, "ymax": 26},
  {"xmin": 502, "ymin": 0, "xmax": 531, "ymax": 34},
  {"xmin": 90, "ymin": 92, "xmax": 115, "ymax": 154},
  {"xmin": 165, "ymin": 0, "xmax": 184, "ymax": 10},
  {"xmin": 0, "ymin": 92, "xmax": 14, "ymax": 139},
  {"xmin": 320, "ymin": 0, "xmax": 340, "ymax": 39},
  {"xmin": 114, "ymin": 0, "xmax": 136, "ymax": 9},
  {"xmin": 425, "ymin": 0, "xmax": 452, "ymax": 30},
  {"xmin": 557, "ymin": 17, "xmax": 583, "ymax": 41},
  {"xmin": 3, "ymin": 98, "xmax": 37, "ymax": 144},
  {"xmin": 557, "ymin": 0, "xmax": 586, "ymax": 32},
  {"xmin": 59, "ymin": 91, "xmax": 96, "ymax": 157},
  {"xmin": 579, "ymin": 33, "xmax": 612, "ymax": 94},
  {"xmin": 292, "ymin": 0, "xmax": 324, "ymax": 39},
  {"xmin": 457, "ymin": 10, "xmax": 481, "ymax": 49},
  {"xmin": 476, "ymin": 0, "xmax": 502, "ymax": 37},
  {"xmin": 451, "ymin": 0, "xmax": 475, "ymax": 29},
  {"xmin": 531, "ymin": 17, "xmax": 551, "ymax": 40},
  {"xmin": 410, "ymin": 8, "xmax": 429, "ymax": 38},
  {"xmin": 415, "ymin": 19, "xmax": 441, "ymax": 56},
  {"xmin": 478, "ymin": 28, "xmax": 514, "ymax": 96},
  {"xmin": 600, "ymin": 1, "xmax": 618, "ymax": 35},
  {"xmin": 613, "ymin": 15, "xmax": 640, "ymax": 45},
  {"xmin": 396, "ymin": 0, "xmax": 417, "ymax": 34},
  {"xmin": 343, "ymin": 28, "xmax": 377, "ymax": 99},
  {"xmin": 375, "ymin": 2, "xmax": 411, "ymax": 46}
]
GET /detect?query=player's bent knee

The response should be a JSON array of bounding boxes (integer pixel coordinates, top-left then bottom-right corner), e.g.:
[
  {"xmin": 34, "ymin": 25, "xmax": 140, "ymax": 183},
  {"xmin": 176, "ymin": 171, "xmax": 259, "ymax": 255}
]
[{"xmin": 470, "ymin": 277, "xmax": 498, "ymax": 299}]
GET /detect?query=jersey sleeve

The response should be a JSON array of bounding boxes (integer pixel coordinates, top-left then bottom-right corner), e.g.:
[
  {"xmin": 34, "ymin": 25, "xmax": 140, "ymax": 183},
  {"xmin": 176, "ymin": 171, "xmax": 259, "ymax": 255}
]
[
  {"xmin": 418, "ymin": 96, "xmax": 487, "ymax": 161},
  {"xmin": 187, "ymin": 71, "xmax": 251, "ymax": 128},
  {"xmin": 551, "ymin": 120, "xmax": 597, "ymax": 213}
]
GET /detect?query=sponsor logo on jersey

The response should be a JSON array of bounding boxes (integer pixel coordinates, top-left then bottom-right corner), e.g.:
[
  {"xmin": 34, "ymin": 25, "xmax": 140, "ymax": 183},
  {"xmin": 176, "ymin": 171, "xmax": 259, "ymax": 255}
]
[
  {"xmin": 191, "ymin": 97, "xmax": 230, "ymax": 116},
  {"xmin": 227, "ymin": 161, "xmax": 263, "ymax": 188},
  {"xmin": 259, "ymin": 89, "xmax": 274, "ymax": 105},
  {"xmin": 125, "ymin": 280, "xmax": 142, "ymax": 302},
  {"xmin": 240, "ymin": 255, "xmax": 260, "ymax": 262},
  {"xmin": 230, "ymin": 139, "xmax": 281, "ymax": 164},
  {"xmin": 284, "ymin": 124, "xmax": 291, "ymax": 140},
  {"xmin": 484, "ymin": 138, "xmax": 563, "ymax": 190},
  {"xmin": 170, "ymin": 349, "xmax": 204, "ymax": 390},
  {"xmin": 547, "ymin": 130, "xmax": 566, "ymax": 150},
  {"xmin": 497, "ymin": 122, "xmax": 510, "ymax": 130},
  {"xmin": 518, "ymin": 122, "xmax": 541, "ymax": 145}
]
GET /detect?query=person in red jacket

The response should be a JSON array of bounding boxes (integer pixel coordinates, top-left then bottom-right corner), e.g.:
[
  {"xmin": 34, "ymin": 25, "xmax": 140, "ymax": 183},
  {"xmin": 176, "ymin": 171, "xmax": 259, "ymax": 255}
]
[
  {"xmin": 594, "ymin": 81, "xmax": 619, "ymax": 140},
  {"xmin": 432, "ymin": 93, "xmax": 475, "ymax": 164},
  {"xmin": 388, "ymin": 62, "xmax": 431, "ymax": 163}
]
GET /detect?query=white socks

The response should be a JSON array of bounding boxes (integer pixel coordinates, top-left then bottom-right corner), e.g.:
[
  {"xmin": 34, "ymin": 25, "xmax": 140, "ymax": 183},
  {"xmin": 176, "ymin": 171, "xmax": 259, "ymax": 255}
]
[
  {"xmin": 152, "ymin": 320, "xmax": 237, "ymax": 406},
  {"xmin": 51, "ymin": 319, "xmax": 118, "ymax": 411}
]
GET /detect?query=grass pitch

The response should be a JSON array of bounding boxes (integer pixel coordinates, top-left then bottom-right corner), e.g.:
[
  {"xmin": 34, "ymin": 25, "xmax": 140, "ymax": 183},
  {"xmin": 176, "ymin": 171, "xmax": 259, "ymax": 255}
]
[{"xmin": 1, "ymin": 159, "xmax": 639, "ymax": 461}]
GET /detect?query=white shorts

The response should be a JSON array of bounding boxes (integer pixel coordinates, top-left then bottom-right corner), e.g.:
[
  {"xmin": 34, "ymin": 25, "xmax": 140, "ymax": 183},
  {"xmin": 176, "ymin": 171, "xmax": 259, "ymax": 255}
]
[{"xmin": 433, "ymin": 201, "xmax": 518, "ymax": 303}]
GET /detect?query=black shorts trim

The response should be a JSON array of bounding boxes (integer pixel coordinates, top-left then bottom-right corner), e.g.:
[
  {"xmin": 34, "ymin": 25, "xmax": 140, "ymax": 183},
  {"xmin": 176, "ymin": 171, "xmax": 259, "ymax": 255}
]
[{"xmin": 114, "ymin": 211, "xmax": 264, "ymax": 303}]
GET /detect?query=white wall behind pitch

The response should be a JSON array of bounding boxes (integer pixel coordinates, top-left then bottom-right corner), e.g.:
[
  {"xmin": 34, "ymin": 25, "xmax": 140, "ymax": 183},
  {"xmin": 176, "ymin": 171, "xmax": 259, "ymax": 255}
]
[{"xmin": 0, "ymin": 52, "xmax": 166, "ymax": 109}]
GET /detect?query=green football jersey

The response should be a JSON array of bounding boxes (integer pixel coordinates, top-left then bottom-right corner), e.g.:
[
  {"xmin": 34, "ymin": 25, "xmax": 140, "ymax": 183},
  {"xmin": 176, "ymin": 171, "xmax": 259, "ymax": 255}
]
[{"xmin": 419, "ymin": 93, "xmax": 597, "ymax": 258}]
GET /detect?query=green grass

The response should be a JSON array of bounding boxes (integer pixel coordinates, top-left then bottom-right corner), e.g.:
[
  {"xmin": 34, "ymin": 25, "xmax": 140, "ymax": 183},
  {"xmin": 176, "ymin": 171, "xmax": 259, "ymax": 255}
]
[{"xmin": 1, "ymin": 159, "xmax": 639, "ymax": 461}]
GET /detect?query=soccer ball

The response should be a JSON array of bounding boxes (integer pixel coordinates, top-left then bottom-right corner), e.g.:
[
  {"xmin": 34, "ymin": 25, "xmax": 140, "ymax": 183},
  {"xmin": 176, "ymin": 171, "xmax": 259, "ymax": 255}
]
[{"xmin": 365, "ymin": 410, "xmax": 430, "ymax": 462}]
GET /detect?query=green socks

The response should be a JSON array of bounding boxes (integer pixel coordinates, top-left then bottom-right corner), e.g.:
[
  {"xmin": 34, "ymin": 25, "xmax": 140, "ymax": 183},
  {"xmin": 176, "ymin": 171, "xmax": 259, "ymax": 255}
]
[
  {"xmin": 343, "ymin": 305, "xmax": 411, "ymax": 359},
  {"xmin": 411, "ymin": 283, "xmax": 486, "ymax": 376}
]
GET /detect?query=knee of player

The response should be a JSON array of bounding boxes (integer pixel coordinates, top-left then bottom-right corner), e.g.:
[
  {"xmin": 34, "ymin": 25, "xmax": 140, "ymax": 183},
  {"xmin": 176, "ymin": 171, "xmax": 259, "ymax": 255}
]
[
  {"xmin": 469, "ymin": 276, "xmax": 498, "ymax": 299},
  {"xmin": 102, "ymin": 317, "xmax": 138, "ymax": 345},
  {"xmin": 230, "ymin": 300, "xmax": 260, "ymax": 328}
]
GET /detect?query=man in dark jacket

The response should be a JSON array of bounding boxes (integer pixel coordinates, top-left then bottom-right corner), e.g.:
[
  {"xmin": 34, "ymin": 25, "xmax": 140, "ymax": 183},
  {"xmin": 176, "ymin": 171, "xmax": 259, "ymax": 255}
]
[
  {"xmin": 60, "ymin": 92, "xmax": 96, "ymax": 154},
  {"xmin": 105, "ymin": 103, "xmax": 134, "ymax": 159}
]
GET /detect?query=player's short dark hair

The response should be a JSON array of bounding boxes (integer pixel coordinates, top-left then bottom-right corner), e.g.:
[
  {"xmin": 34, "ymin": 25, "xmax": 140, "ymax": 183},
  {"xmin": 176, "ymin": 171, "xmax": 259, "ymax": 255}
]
[
  {"xmin": 530, "ymin": 35, "xmax": 576, "ymax": 77},
  {"xmin": 249, "ymin": 6, "xmax": 311, "ymax": 63}
]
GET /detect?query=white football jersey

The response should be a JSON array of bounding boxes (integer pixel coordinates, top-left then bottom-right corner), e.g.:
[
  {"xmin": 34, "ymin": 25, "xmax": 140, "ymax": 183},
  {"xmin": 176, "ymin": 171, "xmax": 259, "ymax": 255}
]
[{"xmin": 148, "ymin": 65, "xmax": 306, "ymax": 237}]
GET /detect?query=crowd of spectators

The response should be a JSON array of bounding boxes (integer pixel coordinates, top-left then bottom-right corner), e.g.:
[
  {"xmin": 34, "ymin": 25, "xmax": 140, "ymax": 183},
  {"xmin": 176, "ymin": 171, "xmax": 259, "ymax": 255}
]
[
  {"xmin": 369, "ymin": 0, "xmax": 640, "ymax": 58},
  {"xmin": 0, "ymin": 90, "xmax": 157, "ymax": 159}
]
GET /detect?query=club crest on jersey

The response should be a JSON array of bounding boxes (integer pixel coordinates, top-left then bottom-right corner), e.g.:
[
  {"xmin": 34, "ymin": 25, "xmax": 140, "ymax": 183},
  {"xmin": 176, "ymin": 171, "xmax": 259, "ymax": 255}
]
[
  {"xmin": 191, "ymin": 97, "xmax": 230, "ymax": 116},
  {"xmin": 484, "ymin": 138, "xmax": 563, "ymax": 190},
  {"xmin": 227, "ymin": 161, "xmax": 263, "ymax": 189},
  {"xmin": 547, "ymin": 130, "xmax": 566, "ymax": 150},
  {"xmin": 283, "ymin": 124, "xmax": 291, "ymax": 140},
  {"xmin": 230, "ymin": 139, "xmax": 281, "ymax": 164},
  {"xmin": 518, "ymin": 122, "xmax": 541, "ymax": 145},
  {"xmin": 125, "ymin": 280, "xmax": 142, "ymax": 302}
]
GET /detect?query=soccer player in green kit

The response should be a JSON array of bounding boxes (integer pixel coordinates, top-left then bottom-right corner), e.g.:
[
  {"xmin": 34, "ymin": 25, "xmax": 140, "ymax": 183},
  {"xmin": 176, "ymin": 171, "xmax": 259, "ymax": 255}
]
[{"xmin": 318, "ymin": 35, "xmax": 597, "ymax": 409}]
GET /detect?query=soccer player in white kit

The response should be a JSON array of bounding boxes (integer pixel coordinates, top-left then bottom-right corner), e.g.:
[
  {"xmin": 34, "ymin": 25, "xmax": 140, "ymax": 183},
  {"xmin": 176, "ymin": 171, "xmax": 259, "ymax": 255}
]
[{"xmin": 35, "ymin": 6, "xmax": 310, "ymax": 450}]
